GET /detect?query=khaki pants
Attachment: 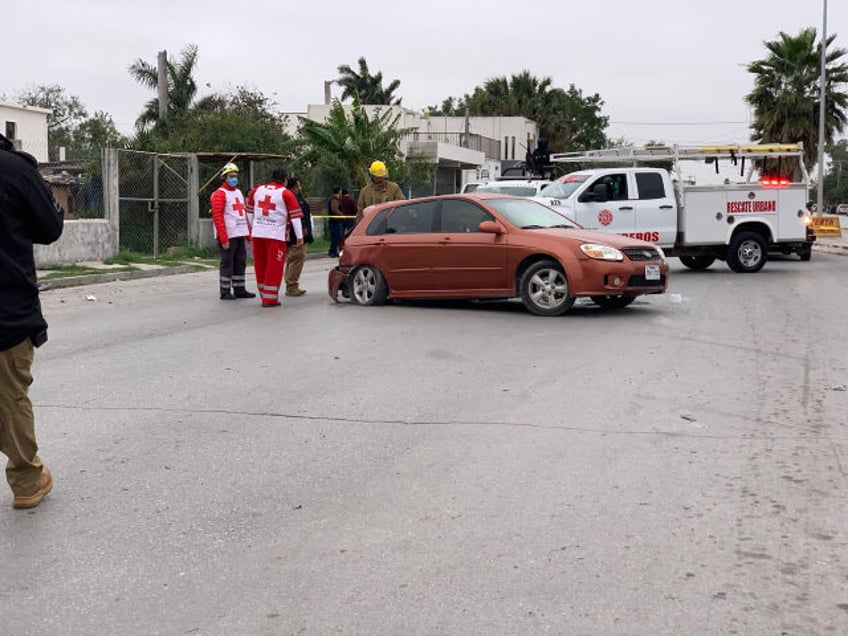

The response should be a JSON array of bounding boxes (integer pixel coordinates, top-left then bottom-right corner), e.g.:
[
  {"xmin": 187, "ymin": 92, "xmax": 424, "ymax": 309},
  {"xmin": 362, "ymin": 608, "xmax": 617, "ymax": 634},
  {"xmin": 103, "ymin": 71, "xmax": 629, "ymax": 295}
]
[
  {"xmin": 285, "ymin": 243, "xmax": 306, "ymax": 292},
  {"xmin": 0, "ymin": 338, "xmax": 43, "ymax": 496}
]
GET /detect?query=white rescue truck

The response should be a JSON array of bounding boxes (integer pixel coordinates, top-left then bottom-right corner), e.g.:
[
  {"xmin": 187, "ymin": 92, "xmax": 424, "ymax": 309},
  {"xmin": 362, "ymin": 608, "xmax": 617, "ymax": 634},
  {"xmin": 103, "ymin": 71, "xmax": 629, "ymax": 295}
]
[{"xmin": 543, "ymin": 143, "xmax": 816, "ymax": 273}]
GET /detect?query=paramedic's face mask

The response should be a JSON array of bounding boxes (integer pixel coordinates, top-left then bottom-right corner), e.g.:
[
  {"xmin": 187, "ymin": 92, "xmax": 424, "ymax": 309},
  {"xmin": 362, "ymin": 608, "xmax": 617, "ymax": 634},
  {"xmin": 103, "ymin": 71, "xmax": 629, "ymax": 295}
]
[{"xmin": 226, "ymin": 176, "xmax": 238, "ymax": 187}]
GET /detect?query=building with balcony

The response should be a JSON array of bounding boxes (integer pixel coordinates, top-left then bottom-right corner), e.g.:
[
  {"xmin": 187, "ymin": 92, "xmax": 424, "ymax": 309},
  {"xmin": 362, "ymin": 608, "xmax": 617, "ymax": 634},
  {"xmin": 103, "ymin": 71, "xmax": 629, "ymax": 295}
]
[{"xmin": 285, "ymin": 103, "xmax": 539, "ymax": 195}]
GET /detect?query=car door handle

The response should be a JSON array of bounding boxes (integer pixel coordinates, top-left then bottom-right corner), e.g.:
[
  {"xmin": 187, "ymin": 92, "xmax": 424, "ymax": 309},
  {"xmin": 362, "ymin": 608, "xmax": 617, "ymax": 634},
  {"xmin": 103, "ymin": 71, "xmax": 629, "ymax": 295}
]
[
  {"xmin": 618, "ymin": 206, "xmax": 634, "ymax": 211},
  {"xmin": 659, "ymin": 205, "xmax": 674, "ymax": 209}
]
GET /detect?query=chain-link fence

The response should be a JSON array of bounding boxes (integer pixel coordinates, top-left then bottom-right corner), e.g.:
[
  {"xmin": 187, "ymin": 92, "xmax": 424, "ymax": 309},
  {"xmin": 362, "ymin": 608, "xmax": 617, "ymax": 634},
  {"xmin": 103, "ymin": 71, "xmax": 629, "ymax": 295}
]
[
  {"xmin": 40, "ymin": 164, "xmax": 105, "ymax": 220},
  {"xmin": 117, "ymin": 150, "xmax": 191, "ymax": 256}
]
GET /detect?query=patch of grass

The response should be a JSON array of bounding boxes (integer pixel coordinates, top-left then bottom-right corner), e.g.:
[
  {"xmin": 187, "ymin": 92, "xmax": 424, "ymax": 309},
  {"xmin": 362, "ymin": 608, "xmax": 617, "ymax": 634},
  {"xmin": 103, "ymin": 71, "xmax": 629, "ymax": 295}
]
[
  {"xmin": 105, "ymin": 247, "xmax": 219, "ymax": 268},
  {"xmin": 308, "ymin": 237, "xmax": 331, "ymax": 255},
  {"xmin": 40, "ymin": 264, "xmax": 138, "ymax": 280}
]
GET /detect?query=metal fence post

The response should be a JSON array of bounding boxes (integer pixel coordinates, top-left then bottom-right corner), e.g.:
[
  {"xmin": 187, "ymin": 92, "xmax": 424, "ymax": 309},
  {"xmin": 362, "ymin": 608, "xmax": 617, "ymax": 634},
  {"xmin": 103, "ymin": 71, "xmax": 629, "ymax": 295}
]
[
  {"xmin": 187, "ymin": 154, "xmax": 200, "ymax": 247},
  {"xmin": 103, "ymin": 148, "xmax": 120, "ymax": 240},
  {"xmin": 152, "ymin": 155, "xmax": 160, "ymax": 259}
]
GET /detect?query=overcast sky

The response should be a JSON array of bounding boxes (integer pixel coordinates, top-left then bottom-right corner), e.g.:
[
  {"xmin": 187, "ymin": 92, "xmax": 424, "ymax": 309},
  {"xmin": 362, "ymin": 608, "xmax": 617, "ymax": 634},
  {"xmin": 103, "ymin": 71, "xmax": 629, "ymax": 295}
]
[{"xmin": 3, "ymin": 0, "xmax": 846, "ymax": 149}]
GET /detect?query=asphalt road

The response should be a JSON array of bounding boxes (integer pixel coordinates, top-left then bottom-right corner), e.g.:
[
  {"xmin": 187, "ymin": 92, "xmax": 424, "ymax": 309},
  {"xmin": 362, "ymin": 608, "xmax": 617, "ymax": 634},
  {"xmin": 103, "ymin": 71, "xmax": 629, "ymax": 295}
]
[{"xmin": 2, "ymin": 253, "xmax": 847, "ymax": 635}]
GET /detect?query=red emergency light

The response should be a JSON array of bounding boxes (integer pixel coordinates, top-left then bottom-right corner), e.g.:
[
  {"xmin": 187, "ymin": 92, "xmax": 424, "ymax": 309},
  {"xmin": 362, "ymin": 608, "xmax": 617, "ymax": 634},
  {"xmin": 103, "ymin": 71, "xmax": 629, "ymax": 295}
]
[{"xmin": 760, "ymin": 175, "xmax": 790, "ymax": 188}]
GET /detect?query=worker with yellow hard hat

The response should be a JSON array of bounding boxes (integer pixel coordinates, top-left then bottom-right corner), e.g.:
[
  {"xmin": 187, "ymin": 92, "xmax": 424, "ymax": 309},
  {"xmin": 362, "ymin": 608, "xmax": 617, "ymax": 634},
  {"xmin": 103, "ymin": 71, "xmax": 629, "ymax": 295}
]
[{"xmin": 357, "ymin": 160, "xmax": 405, "ymax": 220}]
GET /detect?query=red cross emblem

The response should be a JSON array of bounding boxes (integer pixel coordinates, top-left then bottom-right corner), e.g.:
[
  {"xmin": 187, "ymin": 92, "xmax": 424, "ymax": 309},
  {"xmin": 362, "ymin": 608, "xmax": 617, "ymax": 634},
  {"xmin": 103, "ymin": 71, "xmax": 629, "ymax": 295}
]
[
  {"xmin": 232, "ymin": 199, "xmax": 245, "ymax": 216},
  {"xmin": 257, "ymin": 195, "xmax": 276, "ymax": 216}
]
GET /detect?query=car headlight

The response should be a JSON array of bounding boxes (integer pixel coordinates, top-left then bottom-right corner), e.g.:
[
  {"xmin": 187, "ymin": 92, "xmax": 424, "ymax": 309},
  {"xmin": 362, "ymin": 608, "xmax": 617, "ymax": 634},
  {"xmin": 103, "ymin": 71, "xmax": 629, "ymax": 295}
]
[{"xmin": 580, "ymin": 243, "xmax": 624, "ymax": 261}]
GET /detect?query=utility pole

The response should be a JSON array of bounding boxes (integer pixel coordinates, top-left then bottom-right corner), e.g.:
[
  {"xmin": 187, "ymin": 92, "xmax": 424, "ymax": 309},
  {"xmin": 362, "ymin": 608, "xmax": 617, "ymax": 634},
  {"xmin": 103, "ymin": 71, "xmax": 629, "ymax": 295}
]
[
  {"xmin": 157, "ymin": 50, "xmax": 169, "ymax": 121},
  {"xmin": 817, "ymin": 0, "xmax": 827, "ymax": 214},
  {"xmin": 324, "ymin": 80, "xmax": 336, "ymax": 105}
]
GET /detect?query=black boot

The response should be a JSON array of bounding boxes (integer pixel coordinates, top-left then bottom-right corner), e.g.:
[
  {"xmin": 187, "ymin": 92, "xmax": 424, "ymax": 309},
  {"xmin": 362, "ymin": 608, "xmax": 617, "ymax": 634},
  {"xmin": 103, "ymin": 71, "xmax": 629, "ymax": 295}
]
[
  {"xmin": 234, "ymin": 288, "xmax": 256, "ymax": 299},
  {"xmin": 220, "ymin": 291, "xmax": 236, "ymax": 300}
]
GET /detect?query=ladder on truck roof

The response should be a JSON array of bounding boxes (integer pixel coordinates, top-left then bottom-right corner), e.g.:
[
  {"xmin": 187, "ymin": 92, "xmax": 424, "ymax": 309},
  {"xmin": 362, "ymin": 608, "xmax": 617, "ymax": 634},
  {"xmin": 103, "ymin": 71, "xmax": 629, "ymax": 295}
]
[
  {"xmin": 548, "ymin": 142, "xmax": 808, "ymax": 183},
  {"xmin": 549, "ymin": 142, "xmax": 804, "ymax": 163}
]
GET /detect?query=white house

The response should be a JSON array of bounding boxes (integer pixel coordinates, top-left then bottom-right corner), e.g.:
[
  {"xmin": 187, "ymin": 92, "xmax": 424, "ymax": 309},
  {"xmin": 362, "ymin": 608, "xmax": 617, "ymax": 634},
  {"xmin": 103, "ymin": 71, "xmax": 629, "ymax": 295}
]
[
  {"xmin": 0, "ymin": 101, "xmax": 50, "ymax": 162},
  {"xmin": 285, "ymin": 103, "xmax": 540, "ymax": 194}
]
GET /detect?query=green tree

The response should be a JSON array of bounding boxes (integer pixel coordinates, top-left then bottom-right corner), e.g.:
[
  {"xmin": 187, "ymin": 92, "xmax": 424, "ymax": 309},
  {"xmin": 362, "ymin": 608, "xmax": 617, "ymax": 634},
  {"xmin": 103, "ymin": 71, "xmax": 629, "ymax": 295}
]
[
  {"xmin": 336, "ymin": 57, "xmax": 402, "ymax": 105},
  {"xmin": 131, "ymin": 86, "xmax": 291, "ymax": 155},
  {"xmin": 823, "ymin": 138, "xmax": 848, "ymax": 205},
  {"xmin": 296, "ymin": 96, "xmax": 412, "ymax": 193},
  {"xmin": 434, "ymin": 71, "xmax": 609, "ymax": 152},
  {"xmin": 425, "ymin": 96, "xmax": 468, "ymax": 116},
  {"xmin": 12, "ymin": 83, "xmax": 88, "ymax": 160},
  {"xmin": 129, "ymin": 44, "xmax": 200, "ymax": 130},
  {"xmin": 746, "ymin": 27, "xmax": 848, "ymax": 172}
]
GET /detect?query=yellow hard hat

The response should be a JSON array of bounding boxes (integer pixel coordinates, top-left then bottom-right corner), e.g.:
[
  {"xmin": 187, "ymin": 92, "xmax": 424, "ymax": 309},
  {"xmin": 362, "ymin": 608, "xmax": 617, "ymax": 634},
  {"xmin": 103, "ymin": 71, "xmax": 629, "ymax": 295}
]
[
  {"xmin": 221, "ymin": 162, "xmax": 239, "ymax": 176},
  {"xmin": 369, "ymin": 160, "xmax": 387, "ymax": 177}
]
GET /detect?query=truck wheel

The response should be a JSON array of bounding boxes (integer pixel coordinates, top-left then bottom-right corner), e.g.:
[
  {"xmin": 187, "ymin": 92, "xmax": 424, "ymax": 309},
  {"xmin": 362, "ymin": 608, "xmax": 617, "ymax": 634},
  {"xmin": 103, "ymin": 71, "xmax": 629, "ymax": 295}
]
[
  {"xmin": 679, "ymin": 255, "xmax": 716, "ymax": 271},
  {"xmin": 519, "ymin": 260, "xmax": 575, "ymax": 316},
  {"xmin": 799, "ymin": 247, "xmax": 812, "ymax": 262},
  {"xmin": 591, "ymin": 295, "xmax": 636, "ymax": 309},
  {"xmin": 727, "ymin": 231, "xmax": 767, "ymax": 273}
]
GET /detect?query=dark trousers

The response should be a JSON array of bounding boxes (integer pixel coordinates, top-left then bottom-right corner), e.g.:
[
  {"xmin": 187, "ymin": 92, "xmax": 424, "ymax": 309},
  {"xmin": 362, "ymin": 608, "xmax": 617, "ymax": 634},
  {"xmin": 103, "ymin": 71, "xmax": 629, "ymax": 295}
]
[
  {"xmin": 219, "ymin": 236, "xmax": 248, "ymax": 294},
  {"xmin": 328, "ymin": 220, "xmax": 344, "ymax": 256}
]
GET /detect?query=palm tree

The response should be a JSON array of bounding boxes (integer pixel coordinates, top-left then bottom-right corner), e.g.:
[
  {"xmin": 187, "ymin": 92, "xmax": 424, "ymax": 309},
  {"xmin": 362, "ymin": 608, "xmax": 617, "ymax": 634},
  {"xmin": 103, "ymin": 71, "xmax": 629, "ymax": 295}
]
[
  {"xmin": 336, "ymin": 57, "xmax": 402, "ymax": 105},
  {"xmin": 129, "ymin": 44, "xmax": 200, "ymax": 130},
  {"xmin": 464, "ymin": 70, "xmax": 608, "ymax": 152},
  {"xmin": 297, "ymin": 95, "xmax": 412, "ymax": 190},
  {"xmin": 746, "ymin": 27, "xmax": 848, "ymax": 172}
]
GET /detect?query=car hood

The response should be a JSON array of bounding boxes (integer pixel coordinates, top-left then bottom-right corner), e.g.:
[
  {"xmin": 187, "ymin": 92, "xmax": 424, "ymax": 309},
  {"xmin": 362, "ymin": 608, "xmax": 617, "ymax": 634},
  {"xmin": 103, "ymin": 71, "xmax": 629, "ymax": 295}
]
[{"xmin": 528, "ymin": 227, "xmax": 658, "ymax": 249}]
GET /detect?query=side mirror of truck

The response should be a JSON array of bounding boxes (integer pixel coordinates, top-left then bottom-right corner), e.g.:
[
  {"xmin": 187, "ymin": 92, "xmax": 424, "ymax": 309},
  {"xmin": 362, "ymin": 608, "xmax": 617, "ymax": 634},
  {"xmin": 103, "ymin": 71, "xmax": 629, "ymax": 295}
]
[{"xmin": 591, "ymin": 183, "xmax": 609, "ymax": 203}]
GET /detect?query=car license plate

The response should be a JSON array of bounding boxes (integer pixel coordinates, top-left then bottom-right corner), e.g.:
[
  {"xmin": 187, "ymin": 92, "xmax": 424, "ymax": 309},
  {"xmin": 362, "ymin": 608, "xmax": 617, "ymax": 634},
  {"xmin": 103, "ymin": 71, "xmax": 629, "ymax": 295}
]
[{"xmin": 645, "ymin": 265, "xmax": 660, "ymax": 280}]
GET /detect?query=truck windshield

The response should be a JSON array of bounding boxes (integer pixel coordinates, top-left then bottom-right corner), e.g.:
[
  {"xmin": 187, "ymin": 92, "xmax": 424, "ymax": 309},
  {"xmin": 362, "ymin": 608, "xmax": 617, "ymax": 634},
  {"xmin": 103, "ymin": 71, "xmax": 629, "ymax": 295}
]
[{"xmin": 541, "ymin": 174, "xmax": 589, "ymax": 199}]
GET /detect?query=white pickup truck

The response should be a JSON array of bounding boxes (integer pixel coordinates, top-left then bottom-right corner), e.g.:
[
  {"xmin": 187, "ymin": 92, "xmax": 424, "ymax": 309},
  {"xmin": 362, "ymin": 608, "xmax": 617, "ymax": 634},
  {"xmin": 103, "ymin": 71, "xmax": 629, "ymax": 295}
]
[{"xmin": 543, "ymin": 144, "xmax": 816, "ymax": 273}]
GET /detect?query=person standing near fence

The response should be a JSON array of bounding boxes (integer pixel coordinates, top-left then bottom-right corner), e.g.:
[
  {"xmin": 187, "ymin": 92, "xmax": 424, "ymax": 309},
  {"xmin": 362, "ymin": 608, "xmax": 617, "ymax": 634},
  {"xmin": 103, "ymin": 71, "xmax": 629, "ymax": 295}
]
[
  {"xmin": 327, "ymin": 186, "xmax": 344, "ymax": 258},
  {"xmin": 340, "ymin": 188, "xmax": 358, "ymax": 234},
  {"xmin": 0, "ymin": 133, "xmax": 63, "ymax": 509},
  {"xmin": 246, "ymin": 168, "xmax": 303, "ymax": 307},
  {"xmin": 210, "ymin": 163, "xmax": 255, "ymax": 300},
  {"xmin": 284, "ymin": 177, "xmax": 313, "ymax": 297},
  {"xmin": 357, "ymin": 160, "xmax": 404, "ymax": 221}
]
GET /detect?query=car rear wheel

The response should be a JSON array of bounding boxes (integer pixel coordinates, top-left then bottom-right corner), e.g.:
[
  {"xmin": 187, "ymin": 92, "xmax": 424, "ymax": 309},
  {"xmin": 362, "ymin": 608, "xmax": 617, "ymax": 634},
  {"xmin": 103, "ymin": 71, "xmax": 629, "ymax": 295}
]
[
  {"xmin": 799, "ymin": 246, "xmax": 812, "ymax": 261},
  {"xmin": 679, "ymin": 255, "xmax": 716, "ymax": 271},
  {"xmin": 727, "ymin": 231, "xmax": 767, "ymax": 273},
  {"xmin": 519, "ymin": 260, "xmax": 574, "ymax": 316},
  {"xmin": 591, "ymin": 295, "xmax": 636, "ymax": 309},
  {"xmin": 351, "ymin": 266, "xmax": 388, "ymax": 306}
]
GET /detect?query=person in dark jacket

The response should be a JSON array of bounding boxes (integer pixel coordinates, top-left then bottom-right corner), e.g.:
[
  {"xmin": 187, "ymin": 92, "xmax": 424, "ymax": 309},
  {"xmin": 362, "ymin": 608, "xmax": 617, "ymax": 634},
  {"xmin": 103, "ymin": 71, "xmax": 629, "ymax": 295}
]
[
  {"xmin": 327, "ymin": 186, "xmax": 344, "ymax": 257},
  {"xmin": 284, "ymin": 177, "xmax": 314, "ymax": 296},
  {"xmin": 0, "ymin": 133, "xmax": 63, "ymax": 509}
]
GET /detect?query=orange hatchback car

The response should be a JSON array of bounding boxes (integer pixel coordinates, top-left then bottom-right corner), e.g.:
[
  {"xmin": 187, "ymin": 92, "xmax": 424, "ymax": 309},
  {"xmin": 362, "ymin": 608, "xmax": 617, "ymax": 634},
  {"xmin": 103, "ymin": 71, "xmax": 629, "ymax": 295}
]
[{"xmin": 327, "ymin": 194, "xmax": 669, "ymax": 316}]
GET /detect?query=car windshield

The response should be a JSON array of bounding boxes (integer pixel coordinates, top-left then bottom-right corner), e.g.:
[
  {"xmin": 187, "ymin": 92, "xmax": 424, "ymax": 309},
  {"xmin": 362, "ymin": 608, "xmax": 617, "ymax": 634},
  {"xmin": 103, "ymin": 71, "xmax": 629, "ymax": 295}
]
[
  {"xmin": 487, "ymin": 198, "xmax": 579, "ymax": 229},
  {"xmin": 475, "ymin": 184, "xmax": 539, "ymax": 197},
  {"xmin": 541, "ymin": 174, "xmax": 589, "ymax": 199}
]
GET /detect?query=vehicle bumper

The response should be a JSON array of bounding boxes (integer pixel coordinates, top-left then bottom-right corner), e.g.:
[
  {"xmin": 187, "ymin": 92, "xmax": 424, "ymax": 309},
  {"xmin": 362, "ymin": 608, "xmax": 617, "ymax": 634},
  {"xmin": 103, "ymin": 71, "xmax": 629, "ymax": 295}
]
[
  {"xmin": 574, "ymin": 261, "xmax": 670, "ymax": 296},
  {"xmin": 328, "ymin": 266, "xmax": 351, "ymax": 302}
]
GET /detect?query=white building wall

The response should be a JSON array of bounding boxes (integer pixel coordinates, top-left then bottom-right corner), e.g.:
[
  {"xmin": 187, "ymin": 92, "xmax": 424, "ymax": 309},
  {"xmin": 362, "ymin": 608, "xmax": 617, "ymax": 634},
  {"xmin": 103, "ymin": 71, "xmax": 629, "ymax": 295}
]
[{"xmin": 0, "ymin": 102, "xmax": 50, "ymax": 162}]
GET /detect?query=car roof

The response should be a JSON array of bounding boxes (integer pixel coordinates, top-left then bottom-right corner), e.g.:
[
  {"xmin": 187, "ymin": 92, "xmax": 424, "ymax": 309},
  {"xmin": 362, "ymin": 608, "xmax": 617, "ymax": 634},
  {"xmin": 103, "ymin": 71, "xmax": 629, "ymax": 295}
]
[{"xmin": 358, "ymin": 192, "xmax": 525, "ymax": 220}]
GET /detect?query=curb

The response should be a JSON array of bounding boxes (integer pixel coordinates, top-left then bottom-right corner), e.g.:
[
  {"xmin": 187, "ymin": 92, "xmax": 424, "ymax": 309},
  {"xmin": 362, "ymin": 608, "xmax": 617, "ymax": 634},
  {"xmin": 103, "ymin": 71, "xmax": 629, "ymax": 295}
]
[
  {"xmin": 37, "ymin": 252, "xmax": 336, "ymax": 292},
  {"xmin": 38, "ymin": 264, "xmax": 204, "ymax": 291},
  {"xmin": 812, "ymin": 242, "xmax": 848, "ymax": 256}
]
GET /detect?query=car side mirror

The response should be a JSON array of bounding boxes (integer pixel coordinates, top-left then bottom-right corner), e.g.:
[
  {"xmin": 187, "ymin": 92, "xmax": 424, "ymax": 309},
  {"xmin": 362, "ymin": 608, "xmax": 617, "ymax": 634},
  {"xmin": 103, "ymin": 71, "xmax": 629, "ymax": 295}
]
[{"xmin": 478, "ymin": 220, "xmax": 505, "ymax": 234}]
